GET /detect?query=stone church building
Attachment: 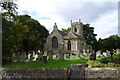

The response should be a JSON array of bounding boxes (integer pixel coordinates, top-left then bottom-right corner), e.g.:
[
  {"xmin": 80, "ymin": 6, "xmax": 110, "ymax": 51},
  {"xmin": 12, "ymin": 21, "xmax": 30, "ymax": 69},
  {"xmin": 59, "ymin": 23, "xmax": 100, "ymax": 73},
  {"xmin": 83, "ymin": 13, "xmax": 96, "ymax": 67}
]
[{"xmin": 44, "ymin": 20, "xmax": 93, "ymax": 60}]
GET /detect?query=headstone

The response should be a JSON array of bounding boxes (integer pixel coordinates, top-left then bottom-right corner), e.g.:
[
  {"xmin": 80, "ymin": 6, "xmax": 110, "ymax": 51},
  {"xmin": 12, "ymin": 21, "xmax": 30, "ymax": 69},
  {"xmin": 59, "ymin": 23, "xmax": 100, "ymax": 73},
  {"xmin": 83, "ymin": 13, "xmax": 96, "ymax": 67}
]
[
  {"xmin": 89, "ymin": 53, "xmax": 96, "ymax": 60},
  {"xmin": 65, "ymin": 53, "xmax": 70, "ymax": 59},
  {"xmin": 96, "ymin": 50, "xmax": 104, "ymax": 57},
  {"xmin": 48, "ymin": 51, "xmax": 53, "ymax": 60},
  {"xmin": 36, "ymin": 53, "xmax": 40, "ymax": 62},
  {"xmin": 56, "ymin": 54, "xmax": 59, "ymax": 59},
  {"xmin": 78, "ymin": 54, "xmax": 84, "ymax": 59},
  {"xmin": 103, "ymin": 51, "xmax": 111, "ymax": 57},
  {"xmin": 21, "ymin": 52, "xmax": 26, "ymax": 62},
  {"xmin": 83, "ymin": 49, "xmax": 87, "ymax": 57},
  {"xmin": 33, "ymin": 54, "xmax": 38, "ymax": 61},
  {"xmin": 33, "ymin": 51, "xmax": 35, "ymax": 58},
  {"xmin": 38, "ymin": 52, "xmax": 43, "ymax": 61},
  {"xmin": 29, "ymin": 53, "xmax": 33, "ymax": 62},
  {"xmin": 42, "ymin": 56, "xmax": 47, "ymax": 63},
  {"xmin": 86, "ymin": 49, "xmax": 89, "ymax": 54},
  {"xmin": 59, "ymin": 50, "xmax": 64, "ymax": 60},
  {"xmin": 116, "ymin": 49, "xmax": 120, "ymax": 54},
  {"xmin": 15, "ymin": 52, "xmax": 21, "ymax": 62}
]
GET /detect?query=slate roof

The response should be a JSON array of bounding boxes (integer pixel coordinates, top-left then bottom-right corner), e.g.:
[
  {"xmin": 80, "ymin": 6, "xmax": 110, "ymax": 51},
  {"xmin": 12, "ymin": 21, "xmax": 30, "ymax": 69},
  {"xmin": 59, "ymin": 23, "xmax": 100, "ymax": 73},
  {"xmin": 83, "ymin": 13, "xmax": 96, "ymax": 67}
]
[
  {"xmin": 63, "ymin": 31, "xmax": 84, "ymax": 40},
  {"xmin": 58, "ymin": 30, "xmax": 67, "ymax": 37}
]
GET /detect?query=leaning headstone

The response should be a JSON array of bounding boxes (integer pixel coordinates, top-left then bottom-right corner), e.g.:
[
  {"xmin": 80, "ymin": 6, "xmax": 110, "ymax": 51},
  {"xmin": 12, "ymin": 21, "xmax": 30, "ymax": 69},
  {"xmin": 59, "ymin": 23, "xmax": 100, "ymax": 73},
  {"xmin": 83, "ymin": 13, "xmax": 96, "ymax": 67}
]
[
  {"xmin": 89, "ymin": 53, "xmax": 96, "ymax": 60},
  {"xmin": 21, "ymin": 52, "xmax": 26, "ymax": 62},
  {"xmin": 39, "ymin": 52, "xmax": 43, "ymax": 60}
]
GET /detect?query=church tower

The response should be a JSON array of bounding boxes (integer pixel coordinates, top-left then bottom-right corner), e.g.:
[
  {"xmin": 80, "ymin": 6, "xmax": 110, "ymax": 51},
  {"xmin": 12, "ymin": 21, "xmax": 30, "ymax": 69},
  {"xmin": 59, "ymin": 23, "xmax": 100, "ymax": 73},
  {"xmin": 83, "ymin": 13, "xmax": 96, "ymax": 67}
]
[{"xmin": 71, "ymin": 19, "xmax": 83, "ymax": 37}]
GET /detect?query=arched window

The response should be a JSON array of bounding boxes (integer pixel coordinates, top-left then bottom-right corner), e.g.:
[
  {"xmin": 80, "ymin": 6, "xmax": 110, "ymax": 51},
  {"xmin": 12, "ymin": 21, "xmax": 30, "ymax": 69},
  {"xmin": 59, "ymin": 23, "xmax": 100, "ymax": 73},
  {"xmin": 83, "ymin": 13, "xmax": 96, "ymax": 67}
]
[
  {"xmin": 67, "ymin": 40, "xmax": 71, "ymax": 50},
  {"xmin": 74, "ymin": 27, "xmax": 77, "ymax": 32},
  {"xmin": 52, "ymin": 36, "xmax": 58, "ymax": 48}
]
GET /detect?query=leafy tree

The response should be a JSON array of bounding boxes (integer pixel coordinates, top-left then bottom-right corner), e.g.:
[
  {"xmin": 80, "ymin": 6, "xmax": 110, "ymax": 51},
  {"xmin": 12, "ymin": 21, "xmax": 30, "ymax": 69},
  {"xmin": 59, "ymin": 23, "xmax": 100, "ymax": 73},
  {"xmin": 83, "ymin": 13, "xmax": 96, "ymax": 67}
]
[
  {"xmin": 98, "ymin": 34, "xmax": 120, "ymax": 52},
  {"xmin": 61, "ymin": 27, "xmax": 71, "ymax": 33},
  {"xmin": 83, "ymin": 24, "xmax": 98, "ymax": 52},
  {"xmin": 15, "ymin": 15, "xmax": 49, "ymax": 53}
]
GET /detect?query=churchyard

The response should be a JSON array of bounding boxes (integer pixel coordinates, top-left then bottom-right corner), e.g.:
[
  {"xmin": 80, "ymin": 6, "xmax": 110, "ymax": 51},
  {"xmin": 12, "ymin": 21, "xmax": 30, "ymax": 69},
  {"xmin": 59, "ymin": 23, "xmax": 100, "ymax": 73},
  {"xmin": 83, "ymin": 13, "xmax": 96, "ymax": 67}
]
[{"xmin": 2, "ymin": 48, "xmax": 120, "ymax": 68}]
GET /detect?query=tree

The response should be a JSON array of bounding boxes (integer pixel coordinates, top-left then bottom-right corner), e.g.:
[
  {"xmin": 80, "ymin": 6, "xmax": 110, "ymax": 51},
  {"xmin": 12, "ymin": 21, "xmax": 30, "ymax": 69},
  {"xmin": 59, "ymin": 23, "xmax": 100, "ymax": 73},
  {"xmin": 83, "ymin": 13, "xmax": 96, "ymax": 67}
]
[
  {"xmin": 0, "ymin": 0, "xmax": 18, "ymax": 21},
  {"xmin": 61, "ymin": 27, "xmax": 71, "ymax": 33},
  {"xmin": 98, "ymin": 34, "xmax": 120, "ymax": 52},
  {"xmin": 15, "ymin": 15, "xmax": 49, "ymax": 52},
  {"xmin": 83, "ymin": 24, "xmax": 98, "ymax": 52}
]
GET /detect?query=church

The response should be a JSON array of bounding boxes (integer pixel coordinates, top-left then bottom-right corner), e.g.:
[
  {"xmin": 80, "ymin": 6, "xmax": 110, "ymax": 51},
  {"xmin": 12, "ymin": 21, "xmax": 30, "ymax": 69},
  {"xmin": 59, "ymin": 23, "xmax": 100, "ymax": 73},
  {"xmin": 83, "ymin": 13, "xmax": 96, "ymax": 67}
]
[{"xmin": 44, "ymin": 20, "xmax": 93, "ymax": 60}]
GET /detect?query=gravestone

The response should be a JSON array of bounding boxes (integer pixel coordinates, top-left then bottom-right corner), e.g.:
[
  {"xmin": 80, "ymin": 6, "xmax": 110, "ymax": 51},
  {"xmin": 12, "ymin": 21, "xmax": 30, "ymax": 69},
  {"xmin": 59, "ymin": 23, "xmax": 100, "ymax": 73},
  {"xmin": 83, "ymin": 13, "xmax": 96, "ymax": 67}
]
[
  {"xmin": 21, "ymin": 52, "xmax": 26, "ymax": 62},
  {"xmin": 15, "ymin": 52, "xmax": 21, "ymax": 62},
  {"xmin": 56, "ymin": 54, "xmax": 59, "ymax": 59},
  {"xmin": 96, "ymin": 50, "xmax": 104, "ymax": 57},
  {"xmin": 42, "ymin": 56, "xmax": 47, "ymax": 63},
  {"xmin": 89, "ymin": 53, "xmax": 96, "ymax": 60},
  {"xmin": 103, "ymin": 51, "xmax": 111, "ymax": 57},
  {"xmin": 33, "ymin": 54, "xmax": 38, "ymax": 61},
  {"xmin": 116, "ymin": 49, "xmax": 120, "ymax": 54},
  {"xmin": 39, "ymin": 52, "xmax": 43, "ymax": 60},
  {"xmin": 28, "ymin": 51, "xmax": 33, "ymax": 62},
  {"xmin": 83, "ymin": 49, "xmax": 87, "ymax": 57},
  {"xmin": 48, "ymin": 51, "xmax": 53, "ymax": 60},
  {"xmin": 65, "ymin": 53, "xmax": 70, "ymax": 59},
  {"xmin": 59, "ymin": 50, "xmax": 64, "ymax": 60}
]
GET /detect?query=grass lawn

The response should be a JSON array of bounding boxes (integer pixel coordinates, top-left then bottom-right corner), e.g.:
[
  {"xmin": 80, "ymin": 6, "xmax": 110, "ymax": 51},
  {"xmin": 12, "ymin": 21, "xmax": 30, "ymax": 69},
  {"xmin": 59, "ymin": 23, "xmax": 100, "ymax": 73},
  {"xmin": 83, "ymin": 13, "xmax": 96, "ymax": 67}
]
[{"xmin": 3, "ymin": 56, "xmax": 89, "ymax": 68}]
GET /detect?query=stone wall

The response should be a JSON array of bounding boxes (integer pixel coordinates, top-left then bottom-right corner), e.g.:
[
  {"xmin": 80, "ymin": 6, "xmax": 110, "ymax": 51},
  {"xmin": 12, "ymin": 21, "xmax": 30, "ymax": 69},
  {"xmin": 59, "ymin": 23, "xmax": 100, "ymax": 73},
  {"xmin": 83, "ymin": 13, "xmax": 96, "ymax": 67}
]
[
  {"xmin": 1, "ymin": 65, "xmax": 120, "ymax": 80},
  {"xmin": 1, "ymin": 68, "xmax": 68, "ymax": 79},
  {"xmin": 85, "ymin": 67, "xmax": 120, "ymax": 79}
]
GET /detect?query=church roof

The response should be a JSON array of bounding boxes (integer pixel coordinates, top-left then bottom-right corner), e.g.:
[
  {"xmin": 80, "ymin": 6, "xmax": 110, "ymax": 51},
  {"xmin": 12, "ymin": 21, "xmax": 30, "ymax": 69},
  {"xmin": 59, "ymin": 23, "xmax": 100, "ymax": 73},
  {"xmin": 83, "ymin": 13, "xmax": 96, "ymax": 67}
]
[
  {"xmin": 63, "ymin": 31, "xmax": 84, "ymax": 40},
  {"xmin": 58, "ymin": 30, "xmax": 67, "ymax": 37}
]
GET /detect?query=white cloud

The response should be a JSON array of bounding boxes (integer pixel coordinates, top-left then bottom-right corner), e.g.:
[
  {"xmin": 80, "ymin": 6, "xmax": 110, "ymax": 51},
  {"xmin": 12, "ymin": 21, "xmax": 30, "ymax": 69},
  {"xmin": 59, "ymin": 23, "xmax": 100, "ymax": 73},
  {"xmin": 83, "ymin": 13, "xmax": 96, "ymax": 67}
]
[
  {"xmin": 16, "ymin": 0, "xmax": 119, "ymax": 39},
  {"xmin": 91, "ymin": 10, "xmax": 118, "ymax": 39}
]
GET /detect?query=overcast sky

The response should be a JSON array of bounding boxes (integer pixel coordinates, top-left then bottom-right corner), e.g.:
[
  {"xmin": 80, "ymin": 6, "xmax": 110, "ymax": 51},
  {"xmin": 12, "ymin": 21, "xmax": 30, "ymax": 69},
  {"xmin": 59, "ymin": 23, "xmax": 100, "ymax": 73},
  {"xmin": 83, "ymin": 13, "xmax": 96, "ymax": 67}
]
[{"xmin": 17, "ymin": 0, "xmax": 119, "ymax": 39}]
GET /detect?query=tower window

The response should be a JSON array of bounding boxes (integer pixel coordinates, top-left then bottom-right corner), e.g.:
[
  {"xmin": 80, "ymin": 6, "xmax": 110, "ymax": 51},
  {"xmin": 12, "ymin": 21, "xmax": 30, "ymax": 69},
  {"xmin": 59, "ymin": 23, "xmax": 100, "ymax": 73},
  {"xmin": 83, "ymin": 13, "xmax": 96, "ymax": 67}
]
[
  {"xmin": 67, "ymin": 40, "xmax": 71, "ymax": 50},
  {"xmin": 52, "ymin": 36, "xmax": 58, "ymax": 48},
  {"xmin": 74, "ymin": 27, "xmax": 77, "ymax": 32}
]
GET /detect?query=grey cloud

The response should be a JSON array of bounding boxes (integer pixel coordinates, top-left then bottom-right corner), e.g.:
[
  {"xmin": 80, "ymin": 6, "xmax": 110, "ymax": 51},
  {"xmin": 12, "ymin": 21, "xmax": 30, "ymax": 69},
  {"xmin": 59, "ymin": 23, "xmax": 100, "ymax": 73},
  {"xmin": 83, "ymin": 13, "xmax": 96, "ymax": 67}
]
[{"xmin": 53, "ymin": 2, "xmax": 117, "ymax": 23}]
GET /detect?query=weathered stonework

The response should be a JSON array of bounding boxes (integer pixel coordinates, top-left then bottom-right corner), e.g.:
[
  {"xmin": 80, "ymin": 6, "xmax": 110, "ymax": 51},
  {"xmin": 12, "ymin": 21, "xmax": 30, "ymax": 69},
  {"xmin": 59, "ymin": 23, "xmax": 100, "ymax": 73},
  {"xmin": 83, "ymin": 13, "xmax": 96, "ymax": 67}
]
[
  {"xmin": 85, "ymin": 67, "xmax": 119, "ymax": 79},
  {"xmin": 1, "ymin": 66, "xmax": 120, "ymax": 79},
  {"xmin": 44, "ymin": 21, "xmax": 93, "ymax": 58}
]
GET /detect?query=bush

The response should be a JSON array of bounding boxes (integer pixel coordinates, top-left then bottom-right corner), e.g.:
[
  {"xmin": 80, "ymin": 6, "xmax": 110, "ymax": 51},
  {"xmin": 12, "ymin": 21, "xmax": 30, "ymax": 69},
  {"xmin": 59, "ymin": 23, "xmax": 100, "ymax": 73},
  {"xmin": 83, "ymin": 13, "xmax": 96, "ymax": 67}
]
[
  {"xmin": 99, "ymin": 53, "xmax": 120, "ymax": 64},
  {"xmin": 109, "ymin": 53, "xmax": 120, "ymax": 64},
  {"xmin": 87, "ymin": 60, "xmax": 120, "ymax": 67},
  {"xmin": 99, "ymin": 57, "xmax": 110, "ymax": 64},
  {"xmin": 87, "ymin": 60, "xmax": 104, "ymax": 67}
]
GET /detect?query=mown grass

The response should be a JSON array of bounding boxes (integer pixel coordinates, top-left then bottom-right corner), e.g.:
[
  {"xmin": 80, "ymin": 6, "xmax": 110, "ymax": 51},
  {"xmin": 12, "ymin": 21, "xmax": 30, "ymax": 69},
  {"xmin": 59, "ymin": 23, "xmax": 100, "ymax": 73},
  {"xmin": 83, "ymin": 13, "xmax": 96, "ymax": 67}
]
[{"xmin": 3, "ymin": 56, "xmax": 89, "ymax": 68}]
